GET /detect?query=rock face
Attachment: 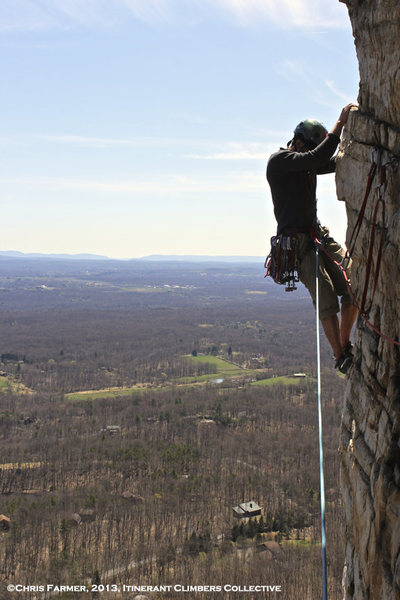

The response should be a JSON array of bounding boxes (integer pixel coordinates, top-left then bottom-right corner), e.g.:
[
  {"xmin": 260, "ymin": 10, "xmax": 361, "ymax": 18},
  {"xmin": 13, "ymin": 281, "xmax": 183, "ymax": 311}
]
[{"xmin": 336, "ymin": 1, "xmax": 400, "ymax": 599}]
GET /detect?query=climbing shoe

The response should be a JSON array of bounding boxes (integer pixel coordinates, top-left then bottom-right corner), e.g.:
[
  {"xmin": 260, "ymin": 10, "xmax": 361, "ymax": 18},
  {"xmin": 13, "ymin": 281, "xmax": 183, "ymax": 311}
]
[
  {"xmin": 335, "ymin": 354, "xmax": 353, "ymax": 374},
  {"xmin": 343, "ymin": 341, "xmax": 354, "ymax": 357}
]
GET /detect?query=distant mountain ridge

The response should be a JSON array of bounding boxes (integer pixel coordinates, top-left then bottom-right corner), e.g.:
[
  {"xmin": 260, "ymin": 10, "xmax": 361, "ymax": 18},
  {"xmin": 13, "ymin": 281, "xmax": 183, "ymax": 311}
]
[
  {"xmin": 0, "ymin": 250, "xmax": 264, "ymax": 263},
  {"xmin": 141, "ymin": 254, "xmax": 264, "ymax": 263},
  {"xmin": 0, "ymin": 250, "xmax": 110, "ymax": 260}
]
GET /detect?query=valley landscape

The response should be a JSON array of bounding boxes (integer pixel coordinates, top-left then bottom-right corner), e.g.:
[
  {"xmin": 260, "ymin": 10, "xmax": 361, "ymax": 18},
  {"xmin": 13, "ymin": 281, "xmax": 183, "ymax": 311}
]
[{"xmin": 0, "ymin": 257, "xmax": 346, "ymax": 599}]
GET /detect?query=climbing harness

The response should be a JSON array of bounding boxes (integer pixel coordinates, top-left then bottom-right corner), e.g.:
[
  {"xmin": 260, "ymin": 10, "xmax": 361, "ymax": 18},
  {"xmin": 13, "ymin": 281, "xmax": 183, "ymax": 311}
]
[
  {"xmin": 265, "ymin": 145, "xmax": 399, "ymax": 600},
  {"xmin": 315, "ymin": 246, "xmax": 328, "ymax": 600},
  {"xmin": 264, "ymin": 235, "xmax": 299, "ymax": 291},
  {"xmin": 265, "ymin": 147, "xmax": 400, "ymax": 345}
]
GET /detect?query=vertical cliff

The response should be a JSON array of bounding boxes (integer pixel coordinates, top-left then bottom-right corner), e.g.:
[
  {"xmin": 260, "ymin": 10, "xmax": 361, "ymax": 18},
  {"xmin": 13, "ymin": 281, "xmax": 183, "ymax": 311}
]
[{"xmin": 336, "ymin": 1, "xmax": 400, "ymax": 599}]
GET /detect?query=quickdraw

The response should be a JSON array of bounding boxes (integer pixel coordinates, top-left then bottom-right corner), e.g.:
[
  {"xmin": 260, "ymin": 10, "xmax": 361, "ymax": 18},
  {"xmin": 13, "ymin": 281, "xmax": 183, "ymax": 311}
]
[
  {"xmin": 264, "ymin": 235, "xmax": 299, "ymax": 292},
  {"xmin": 343, "ymin": 147, "xmax": 398, "ymax": 319},
  {"xmin": 359, "ymin": 163, "xmax": 386, "ymax": 316},
  {"xmin": 313, "ymin": 235, "xmax": 400, "ymax": 347},
  {"xmin": 311, "ymin": 147, "xmax": 399, "ymax": 347},
  {"xmin": 345, "ymin": 147, "xmax": 379, "ymax": 263}
]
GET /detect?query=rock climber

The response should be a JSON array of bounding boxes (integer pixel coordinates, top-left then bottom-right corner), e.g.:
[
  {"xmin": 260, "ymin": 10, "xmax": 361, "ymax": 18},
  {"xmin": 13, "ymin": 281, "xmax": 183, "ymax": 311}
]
[{"xmin": 266, "ymin": 103, "xmax": 358, "ymax": 373}]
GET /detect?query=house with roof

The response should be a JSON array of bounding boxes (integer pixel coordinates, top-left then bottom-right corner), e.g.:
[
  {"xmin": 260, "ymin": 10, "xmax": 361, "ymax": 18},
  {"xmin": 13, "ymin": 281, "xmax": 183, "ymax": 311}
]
[
  {"xmin": 78, "ymin": 508, "xmax": 96, "ymax": 522},
  {"xmin": 232, "ymin": 500, "xmax": 262, "ymax": 519}
]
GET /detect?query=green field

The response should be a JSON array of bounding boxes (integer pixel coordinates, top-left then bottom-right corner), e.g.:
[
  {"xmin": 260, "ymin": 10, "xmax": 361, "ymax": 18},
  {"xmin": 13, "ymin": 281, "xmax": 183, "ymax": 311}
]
[
  {"xmin": 64, "ymin": 354, "xmax": 309, "ymax": 401},
  {"xmin": 183, "ymin": 354, "xmax": 246, "ymax": 374},
  {"xmin": 250, "ymin": 375, "xmax": 305, "ymax": 387},
  {"xmin": 65, "ymin": 386, "xmax": 145, "ymax": 401}
]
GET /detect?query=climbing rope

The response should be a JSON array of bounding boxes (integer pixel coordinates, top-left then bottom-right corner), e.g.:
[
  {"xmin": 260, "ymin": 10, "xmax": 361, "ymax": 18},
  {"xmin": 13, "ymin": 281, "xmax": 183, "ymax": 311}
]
[
  {"xmin": 358, "ymin": 161, "xmax": 386, "ymax": 316},
  {"xmin": 315, "ymin": 237, "xmax": 400, "ymax": 347},
  {"xmin": 312, "ymin": 147, "xmax": 400, "ymax": 598},
  {"xmin": 314, "ymin": 148, "xmax": 400, "ymax": 347},
  {"xmin": 345, "ymin": 147, "xmax": 378, "ymax": 261},
  {"xmin": 315, "ymin": 246, "xmax": 328, "ymax": 600},
  {"xmin": 313, "ymin": 151, "xmax": 397, "ymax": 598}
]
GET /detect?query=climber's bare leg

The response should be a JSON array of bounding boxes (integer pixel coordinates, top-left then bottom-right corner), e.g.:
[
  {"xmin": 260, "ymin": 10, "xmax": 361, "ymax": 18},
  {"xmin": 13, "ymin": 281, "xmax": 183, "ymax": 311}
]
[
  {"xmin": 340, "ymin": 303, "xmax": 358, "ymax": 350},
  {"xmin": 321, "ymin": 314, "xmax": 343, "ymax": 359}
]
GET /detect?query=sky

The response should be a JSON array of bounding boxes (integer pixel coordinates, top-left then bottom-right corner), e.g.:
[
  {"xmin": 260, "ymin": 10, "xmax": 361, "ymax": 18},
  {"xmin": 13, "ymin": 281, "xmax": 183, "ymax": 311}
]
[{"xmin": 0, "ymin": 0, "xmax": 359, "ymax": 258}]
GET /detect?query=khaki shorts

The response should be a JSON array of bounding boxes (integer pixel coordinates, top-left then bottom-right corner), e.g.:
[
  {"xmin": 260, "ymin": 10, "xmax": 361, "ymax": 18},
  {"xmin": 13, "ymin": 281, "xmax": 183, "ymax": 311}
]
[{"xmin": 296, "ymin": 229, "xmax": 353, "ymax": 320}]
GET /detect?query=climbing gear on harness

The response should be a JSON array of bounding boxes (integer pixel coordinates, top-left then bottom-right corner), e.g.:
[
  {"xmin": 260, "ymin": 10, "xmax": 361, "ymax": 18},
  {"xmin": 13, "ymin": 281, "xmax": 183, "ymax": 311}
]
[
  {"xmin": 264, "ymin": 235, "xmax": 299, "ymax": 291},
  {"xmin": 315, "ymin": 246, "xmax": 328, "ymax": 600},
  {"xmin": 293, "ymin": 119, "xmax": 328, "ymax": 149},
  {"xmin": 264, "ymin": 147, "xmax": 400, "ymax": 346},
  {"xmin": 307, "ymin": 145, "xmax": 400, "ymax": 347}
]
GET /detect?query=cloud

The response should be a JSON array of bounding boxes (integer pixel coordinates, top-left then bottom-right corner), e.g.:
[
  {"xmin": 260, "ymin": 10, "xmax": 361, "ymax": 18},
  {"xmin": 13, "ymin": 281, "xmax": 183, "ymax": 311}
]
[
  {"xmin": 189, "ymin": 151, "xmax": 265, "ymax": 160},
  {"xmin": 120, "ymin": 0, "xmax": 175, "ymax": 25},
  {"xmin": 0, "ymin": 133, "xmax": 285, "ymax": 159},
  {"xmin": 211, "ymin": 0, "xmax": 349, "ymax": 29},
  {"xmin": 0, "ymin": 0, "xmax": 58, "ymax": 33},
  {"xmin": 275, "ymin": 59, "xmax": 355, "ymax": 111},
  {"xmin": 324, "ymin": 79, "xmax": 352, "ymax": 102},
  {"xmin": 1, "ymin": 172, "xmax": 264, "ymax": 195},
  {"xmin": 37, "ymin": 134, "xmax": 137, "ymax": 149},
  {"xmin": 188, "ymin": 142, "xmax": 277, "ymax": 161},
  {"xmin": 46, "ymin": 0, "xmax": 119, "ymax": 28},
  {"xmin": 0, "ymin": 0, "xmax": 189, "ymax": 32},
  {"xmin": 0, "ymin": 0, "xmax": 349, "ymax": 33},
  {"xmin": 277, "ymin": 59, "xmax": 308, "ymax": 82},
  {"xmin": 0, "ymin": 0, "xmax": 120, "ymax": 32}
]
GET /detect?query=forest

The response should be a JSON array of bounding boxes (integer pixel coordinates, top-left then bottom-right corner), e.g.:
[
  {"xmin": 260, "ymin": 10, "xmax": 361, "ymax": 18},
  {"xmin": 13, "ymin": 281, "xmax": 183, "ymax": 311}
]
[{"xmin": 0, "ymin": 257, "xmax": 346, "ymax": 599}]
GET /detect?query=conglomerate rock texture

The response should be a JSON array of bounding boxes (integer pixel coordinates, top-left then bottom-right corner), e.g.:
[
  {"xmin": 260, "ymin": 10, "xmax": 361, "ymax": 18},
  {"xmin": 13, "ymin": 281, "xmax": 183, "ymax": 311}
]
[{"xmin": 336, "ymin": 1, "xmax": 400, "ymax": 599}]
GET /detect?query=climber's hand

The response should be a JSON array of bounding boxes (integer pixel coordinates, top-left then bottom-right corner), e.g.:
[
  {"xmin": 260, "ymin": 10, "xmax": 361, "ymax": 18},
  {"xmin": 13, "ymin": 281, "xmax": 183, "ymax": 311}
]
[
  {"xmin": 331, "ymin": 103, "xmax": 358, "ymax": 137},
  {"xmin": 339, "ymin": 102, "xmax": 358, "ymax": 125}
]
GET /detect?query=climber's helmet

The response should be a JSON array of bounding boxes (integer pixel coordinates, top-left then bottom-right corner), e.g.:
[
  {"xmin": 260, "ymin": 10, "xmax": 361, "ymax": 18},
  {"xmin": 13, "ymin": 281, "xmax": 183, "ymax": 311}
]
[{"xmin": 293, "ymin": 119, "xmax": 328, "ymax": 150}]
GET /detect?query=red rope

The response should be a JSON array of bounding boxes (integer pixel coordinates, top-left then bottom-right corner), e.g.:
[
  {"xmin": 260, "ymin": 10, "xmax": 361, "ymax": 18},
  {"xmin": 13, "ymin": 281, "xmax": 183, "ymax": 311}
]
[
  {"xmin": 266, "ymin": 149, "xmax": 399, "ymax": 346},
  {"xmin": 314, "ymin": 236, "xmax": 400, "ymax": 347},
  {"xmin": 313, "ymin": 155, "xmax": 399, "ymax": 346},
  {"xmin": 360, "ymin": 165, "xmax": 386, "ymax": 315},
  {"xmin": 347, "ymin": 159, "xmax": 377, "ymax": 257}
]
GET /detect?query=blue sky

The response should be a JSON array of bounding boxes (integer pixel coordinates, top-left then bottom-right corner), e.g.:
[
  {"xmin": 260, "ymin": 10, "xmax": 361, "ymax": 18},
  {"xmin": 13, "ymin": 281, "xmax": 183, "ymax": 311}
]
[{"xmin": 0, "ymin": 0, "xmax": 358, "ymax": 258}]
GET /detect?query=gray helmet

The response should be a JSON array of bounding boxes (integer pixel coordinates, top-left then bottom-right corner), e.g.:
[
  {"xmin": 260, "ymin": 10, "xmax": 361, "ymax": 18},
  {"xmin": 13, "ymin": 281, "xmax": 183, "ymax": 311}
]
[{"xmin": 293, "ymin": 119, "xmax": 328, "ymax": 149}]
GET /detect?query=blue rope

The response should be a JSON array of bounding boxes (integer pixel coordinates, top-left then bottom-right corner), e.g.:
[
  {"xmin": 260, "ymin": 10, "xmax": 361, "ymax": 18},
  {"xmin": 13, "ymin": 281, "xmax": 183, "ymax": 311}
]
[{"xmin": 315, "ymin": 246, "xmax": 328, "ymax": 600}]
